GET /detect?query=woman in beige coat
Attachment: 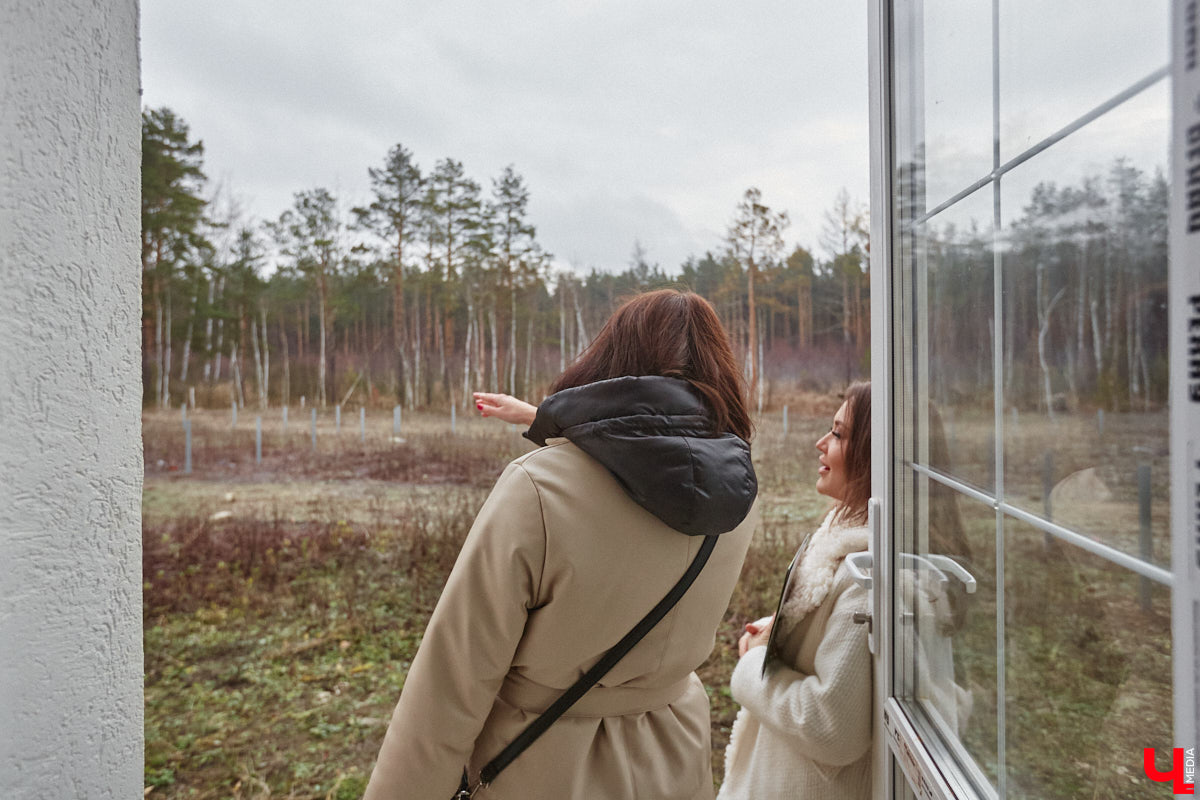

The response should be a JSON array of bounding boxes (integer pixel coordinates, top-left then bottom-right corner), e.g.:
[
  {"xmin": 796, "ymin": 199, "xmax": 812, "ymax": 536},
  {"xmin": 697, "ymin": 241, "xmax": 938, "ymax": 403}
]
[
  {"xmin": 364, "ymin": 290, "xmax": 760, "ymax": 800},
  {"xmin": 718, "ymin": 382, "xmax": 873, "ymax": 800}
]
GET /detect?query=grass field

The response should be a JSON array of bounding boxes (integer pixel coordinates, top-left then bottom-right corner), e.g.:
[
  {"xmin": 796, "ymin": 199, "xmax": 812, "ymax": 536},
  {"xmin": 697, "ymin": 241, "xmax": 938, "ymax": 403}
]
[{"xmin": 142, "ymin": 398, "xmax": 1173, "ymax": 799}]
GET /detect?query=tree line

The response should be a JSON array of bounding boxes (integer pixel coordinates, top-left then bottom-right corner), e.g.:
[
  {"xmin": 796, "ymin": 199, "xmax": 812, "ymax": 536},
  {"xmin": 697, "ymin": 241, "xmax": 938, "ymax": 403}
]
[
  {"xmin": 905, "ymin": 155, "xmax": 1169, "ymax": 416},
  {"xmin": 142, "ymin": 106, "xmax": 870, "ymax": 413},
  {"xmin": 142, "ymin": 105, "xmax": 1167, "ymax": 416}
]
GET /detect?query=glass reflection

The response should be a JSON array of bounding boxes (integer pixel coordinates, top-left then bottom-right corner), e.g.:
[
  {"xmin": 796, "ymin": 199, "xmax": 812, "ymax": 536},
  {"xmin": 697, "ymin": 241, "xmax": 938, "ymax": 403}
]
[
  {"xmin": 1000, "ymin": 81, "xmax": 1169, "ymax": 565},
  {"xmin": 890, "ymin": 0, "xmax": 1174, "ymax": 795},
  {"xmin": 892, "ymin": 0, "xmax": 992, "ymax": 210},
  {"xmin": 1004, "ymin": 519, "xmax": 1172, "ymax": 799},
  {"xmin": 915, "ymin": 186, "xmax": 996, "ymax": 493},
  {"xmin": 999, "ymin": 0, "xmax": 1168, "ymax": 161},
  {"xmin": 902, "ymin": 487, "xmax": 998, "ymax": 791}
]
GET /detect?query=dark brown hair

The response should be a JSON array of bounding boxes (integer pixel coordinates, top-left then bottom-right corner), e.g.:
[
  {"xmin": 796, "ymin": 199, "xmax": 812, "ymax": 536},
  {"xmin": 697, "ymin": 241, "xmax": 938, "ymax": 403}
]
[
  {"xmin": 835, "ymin": 381, "xmax": 872, "ymax": 525},
  {"xmin": 550, "ymin": 289, "xmax": 753, "ymax": 441},
  {"xmin": 927, "ymin": 401, "xmax": 970, "ymax": 561},
  {"xmin": 927, "ymin": 401, "xmax": 973, "ymax": 631}
]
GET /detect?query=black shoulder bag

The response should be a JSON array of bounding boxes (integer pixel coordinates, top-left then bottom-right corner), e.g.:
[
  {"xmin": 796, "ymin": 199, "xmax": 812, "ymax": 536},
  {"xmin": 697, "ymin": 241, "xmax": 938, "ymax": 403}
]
[{"xmin": 453, "ymin": 534, "xmax": 719, "ymax": 799}]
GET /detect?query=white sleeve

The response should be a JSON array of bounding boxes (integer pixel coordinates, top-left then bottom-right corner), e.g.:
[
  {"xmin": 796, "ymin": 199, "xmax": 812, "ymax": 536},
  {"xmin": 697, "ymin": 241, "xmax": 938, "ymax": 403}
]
[{"xmin": 729, "ymin": 583, "xmax": 872, "ymax": 766}]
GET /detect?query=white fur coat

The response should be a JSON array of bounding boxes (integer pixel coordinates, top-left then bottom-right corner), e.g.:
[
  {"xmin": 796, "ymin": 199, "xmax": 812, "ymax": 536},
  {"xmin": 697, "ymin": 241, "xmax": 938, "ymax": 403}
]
[
  {"xmin": 777, "ymin": 509, "xmax": 871, "ymax": 638},
  {"xmin": 718, "ymin": 509, "xmax": 872, "ymax": 800}
]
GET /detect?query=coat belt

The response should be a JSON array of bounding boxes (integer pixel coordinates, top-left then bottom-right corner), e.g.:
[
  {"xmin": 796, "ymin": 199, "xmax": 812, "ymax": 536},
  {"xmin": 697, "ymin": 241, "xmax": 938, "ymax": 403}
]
[{"xmin": 498, "ymin": 671, "xmax": 696, "ymax": 718}]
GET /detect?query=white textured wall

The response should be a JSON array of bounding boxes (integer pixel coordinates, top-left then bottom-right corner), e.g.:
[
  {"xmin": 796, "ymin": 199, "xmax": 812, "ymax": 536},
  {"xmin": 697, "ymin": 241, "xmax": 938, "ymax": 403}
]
[{"xmin": 0, "ymin": 1, "xmax": 144, "ymax": 797}]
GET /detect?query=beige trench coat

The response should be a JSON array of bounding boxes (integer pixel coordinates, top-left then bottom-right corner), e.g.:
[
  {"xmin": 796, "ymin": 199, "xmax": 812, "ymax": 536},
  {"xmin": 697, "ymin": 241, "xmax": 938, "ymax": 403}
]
[{"xmin": 364, "ymin": 438, "xmax": 758, "ymax": 800}]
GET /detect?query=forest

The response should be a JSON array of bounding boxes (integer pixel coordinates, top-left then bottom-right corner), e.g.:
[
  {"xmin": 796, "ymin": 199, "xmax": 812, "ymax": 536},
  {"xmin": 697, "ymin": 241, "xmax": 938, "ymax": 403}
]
[
  {"xmin": 139, "ymin": 106, "xmax": 1172, "ymax": 800},
  {"xmin": 143, "ymin": 106, "xmax": 1167, "ymax": 415},
  {"xmin": 141, "ymin": 107, "xmax": 870, "ymax": 413},
  {"xmin": 906, "ymin": 154, "xmax": 1169, "ymax": 416}
]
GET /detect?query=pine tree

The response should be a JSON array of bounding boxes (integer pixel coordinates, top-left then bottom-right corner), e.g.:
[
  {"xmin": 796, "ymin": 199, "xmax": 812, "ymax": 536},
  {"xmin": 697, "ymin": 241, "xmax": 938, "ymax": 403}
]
[
  {"xmin": 726, "ymin": 188, "xmax": 789, "ymax": 410},
  {"xmin": 491, "ymin": 166, "xmax": 543, "ymax": 394},
  {"xmin": 352, "ymin": 145, "xmax": 423, "ymax": 406},
  {"xmin": 141, "ymin": 107, "xmax": 209, "ymax": 408},
  {"xmin": 271, "ymin": 188, "xmax": 341, "ymax": 408}
]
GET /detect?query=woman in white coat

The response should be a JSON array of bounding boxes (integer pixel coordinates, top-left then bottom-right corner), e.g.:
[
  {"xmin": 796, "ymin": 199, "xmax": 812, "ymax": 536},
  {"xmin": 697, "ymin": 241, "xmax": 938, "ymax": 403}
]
[{"xmin": 718, "ymin": 381, "xmax": 873, "ymax": 800}]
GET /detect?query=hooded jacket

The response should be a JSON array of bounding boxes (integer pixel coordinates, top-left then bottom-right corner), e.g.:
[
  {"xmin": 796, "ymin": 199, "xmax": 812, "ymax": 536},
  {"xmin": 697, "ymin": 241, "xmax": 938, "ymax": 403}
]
[
  {"xmin": 365, "ymin": 376, "xmax": 759, "ymax": 800},
  {"xmin": 525, "ymin": 376, "xmax": 757, "ymax": 536}
]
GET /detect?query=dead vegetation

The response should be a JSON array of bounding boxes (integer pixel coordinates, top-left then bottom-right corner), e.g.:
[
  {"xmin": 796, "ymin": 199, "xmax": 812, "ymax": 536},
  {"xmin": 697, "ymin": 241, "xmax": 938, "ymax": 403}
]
[{"xmin": 142, "ymin": 402, "xmax": 1173, "ymax": 799}]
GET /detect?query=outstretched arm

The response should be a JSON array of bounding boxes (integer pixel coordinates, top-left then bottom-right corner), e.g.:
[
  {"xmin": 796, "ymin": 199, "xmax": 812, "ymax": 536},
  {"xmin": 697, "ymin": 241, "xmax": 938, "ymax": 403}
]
[{"xmin": 473, "ymin": 392, "xmax": 537, "ymax": 426}]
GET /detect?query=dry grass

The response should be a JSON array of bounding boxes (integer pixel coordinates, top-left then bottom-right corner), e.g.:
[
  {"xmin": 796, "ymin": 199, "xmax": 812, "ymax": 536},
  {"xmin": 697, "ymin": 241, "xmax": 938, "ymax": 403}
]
[
  {"xmin": 142, "ymin": 400, "xmax": 1174, "ymax": 799},
  {"xmin": 141, "ymin": 403, "xmax": 835, "ymax": 798}
]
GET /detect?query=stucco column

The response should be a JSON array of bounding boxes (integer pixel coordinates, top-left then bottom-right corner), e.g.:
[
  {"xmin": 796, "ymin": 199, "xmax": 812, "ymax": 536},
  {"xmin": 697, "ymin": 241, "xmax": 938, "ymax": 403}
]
[{"xmin": 0, "ymin": 2, "xmax": 144, "ymax": 797}]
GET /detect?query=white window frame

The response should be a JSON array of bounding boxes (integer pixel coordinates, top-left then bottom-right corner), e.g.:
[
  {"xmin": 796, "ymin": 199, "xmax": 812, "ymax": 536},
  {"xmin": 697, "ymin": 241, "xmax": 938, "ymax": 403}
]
[
  {"xmin": 1169, "ymin": 0, "xmax": 1200, "ymax": 763},
  {"xmin": 868, "ymin": 0, "xmax": 1199, "ymax": 796}
]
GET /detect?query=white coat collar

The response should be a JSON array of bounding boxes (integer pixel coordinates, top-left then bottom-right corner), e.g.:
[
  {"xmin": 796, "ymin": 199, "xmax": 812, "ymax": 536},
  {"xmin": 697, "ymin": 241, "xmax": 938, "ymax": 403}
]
[{"xmin": 778, "ymin": 508, "xmax": 869, "ymax": 636}]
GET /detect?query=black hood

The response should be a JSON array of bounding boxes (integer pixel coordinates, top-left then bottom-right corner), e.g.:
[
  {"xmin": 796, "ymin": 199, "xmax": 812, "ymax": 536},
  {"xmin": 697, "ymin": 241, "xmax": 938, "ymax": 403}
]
[{"xmin": 524, "ymin": 376, "xmax": 757, "ymax": 536}]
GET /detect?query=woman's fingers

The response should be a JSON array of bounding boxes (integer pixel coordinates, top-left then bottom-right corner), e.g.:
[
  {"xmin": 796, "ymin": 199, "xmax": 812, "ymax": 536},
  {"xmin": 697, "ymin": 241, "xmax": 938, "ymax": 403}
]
[
  {"xmin": 473, "ymin": 392, "xmax": 505, "ymax": 416},
  {"xmin": 470, "ymin": 392, "xmax": 536, "ymax": 425},
  {"xmin": 739, "ymin": 615, "xmax": 774, "ymax": 657}
]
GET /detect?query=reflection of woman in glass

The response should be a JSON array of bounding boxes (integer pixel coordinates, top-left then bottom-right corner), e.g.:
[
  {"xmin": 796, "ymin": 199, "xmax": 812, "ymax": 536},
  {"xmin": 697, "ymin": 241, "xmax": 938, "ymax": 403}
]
[
  {"xmin": 909, "ymin": 401, "xmax": 974, "ymax": 733},
  {"xmin": 718, "ymin": 381, "xmax": 873, "ymax": 800},
  {"xmin": 364, "ymin": 290, "xmax": 760, "ymax": 799},
  {"xmin": 925, "ymin": 401, "xmax": 972, "ymax": 629}
]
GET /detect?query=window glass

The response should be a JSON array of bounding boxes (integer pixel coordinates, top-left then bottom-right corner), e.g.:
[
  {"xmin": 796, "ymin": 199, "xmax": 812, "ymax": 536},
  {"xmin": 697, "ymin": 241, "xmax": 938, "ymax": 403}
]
[
  {"xmin": 916, "ymin": 186, "xmax": 996, "ymax": 494},
  {"xmin": 1000, "ymin": 81, "xmax": 1169, "ymax": 565},
  {"xmin": 1003, "ymin": 518, "xmax": 1172, "ymax": 798},
  {"xmin": 898, "ymin": 490, "xmax": 999, "ymax": 791},
  {"xmin": 889, "ymin": 3, "xmax": 1172, "ymax": 798},
  {"xmin": 905, "ymin": 0, "xmax": 993, "ymax": 210},
  {"xmin": 999, "ymin": 0, "xmax": 1168, "ymax": 161}
]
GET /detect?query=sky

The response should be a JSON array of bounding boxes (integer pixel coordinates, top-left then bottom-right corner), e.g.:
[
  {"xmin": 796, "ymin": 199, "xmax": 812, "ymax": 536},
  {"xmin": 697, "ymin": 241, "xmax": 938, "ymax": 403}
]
[{"xmin": 140, "ymin": 0, "xmax": 870, "ymax": 275}]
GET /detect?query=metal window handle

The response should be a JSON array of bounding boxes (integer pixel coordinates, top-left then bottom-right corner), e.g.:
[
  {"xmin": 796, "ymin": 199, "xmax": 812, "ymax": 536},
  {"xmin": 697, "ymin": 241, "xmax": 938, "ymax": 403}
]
[
  {"xmin": 923, "ymin": 554, "xmax": 978, "ymax": 594},
  {"xmin": 896, "ymin": 552, "xmax": 950, "ymax": 587}
]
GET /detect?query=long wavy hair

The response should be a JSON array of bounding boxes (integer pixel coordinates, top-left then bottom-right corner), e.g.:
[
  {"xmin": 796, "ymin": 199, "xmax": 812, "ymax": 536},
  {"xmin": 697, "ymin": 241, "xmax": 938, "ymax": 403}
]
[
  {"xmin": 550, "ymin": 289, "xmax": 754, "ymax": 441},
  {"xmin": 834, "ymin": 381, "xmax": 871, "ymax": 526}
]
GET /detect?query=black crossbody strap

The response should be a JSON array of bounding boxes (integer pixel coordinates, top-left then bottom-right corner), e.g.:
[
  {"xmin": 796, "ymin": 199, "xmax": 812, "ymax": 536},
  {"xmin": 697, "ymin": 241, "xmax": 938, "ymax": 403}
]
[{"xmin": 477, "ymin": 533, "xmax": 719, "ymax": 787}]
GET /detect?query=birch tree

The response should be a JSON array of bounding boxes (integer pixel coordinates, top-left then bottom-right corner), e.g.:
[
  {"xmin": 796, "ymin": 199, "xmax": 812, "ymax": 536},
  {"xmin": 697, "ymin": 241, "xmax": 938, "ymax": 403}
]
[{"xmin": 821, "ymin": 189, "xmax": 869, "ymax": 366}]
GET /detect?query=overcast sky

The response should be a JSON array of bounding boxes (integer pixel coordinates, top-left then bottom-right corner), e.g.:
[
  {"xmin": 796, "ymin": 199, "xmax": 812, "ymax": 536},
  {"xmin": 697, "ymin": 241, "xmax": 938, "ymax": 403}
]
[{"xmin": 140, "ymin": 1, "xmax": 869, "ymax": 274}]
